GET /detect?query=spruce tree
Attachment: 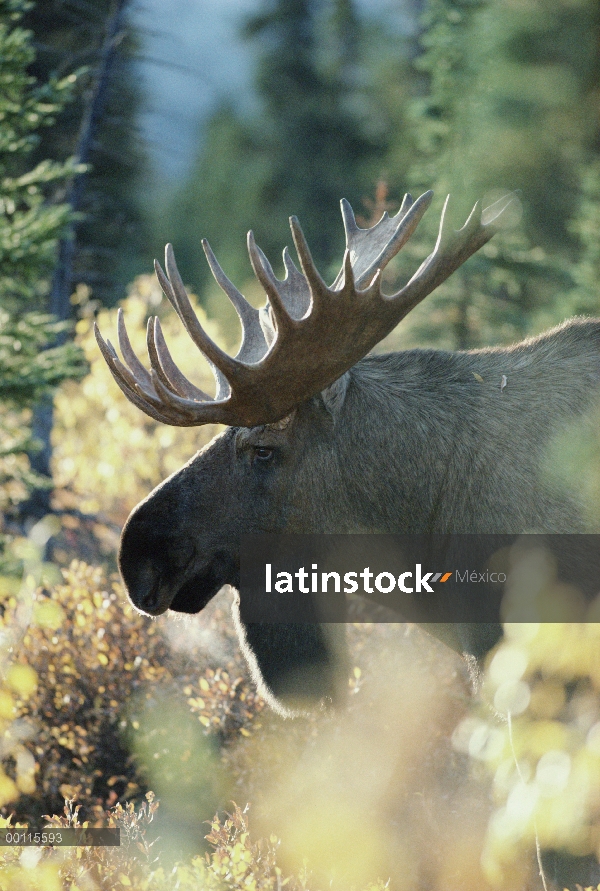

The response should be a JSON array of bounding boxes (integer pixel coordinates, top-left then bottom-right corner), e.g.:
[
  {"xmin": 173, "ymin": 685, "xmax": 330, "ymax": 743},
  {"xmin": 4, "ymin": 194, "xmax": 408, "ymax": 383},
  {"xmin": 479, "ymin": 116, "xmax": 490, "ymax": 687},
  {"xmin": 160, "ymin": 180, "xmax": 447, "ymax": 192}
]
[
  {"xmin": 0, "ymin": 0, "xmax": 87, "ymax": 519},
  {"xmin": 163, "ymin": 0, "xmax": 385, "ymax": 304},
  {"xmin": 386, "ymin": 0, "xmax": 598, "ymax": 350},
  {"xmin": 22, "ymin": 0, "xmax": 147, "ymax": 306},
  {"xmin": 567, "ymin": 158, "xmax": 600, "ymax": 317}
]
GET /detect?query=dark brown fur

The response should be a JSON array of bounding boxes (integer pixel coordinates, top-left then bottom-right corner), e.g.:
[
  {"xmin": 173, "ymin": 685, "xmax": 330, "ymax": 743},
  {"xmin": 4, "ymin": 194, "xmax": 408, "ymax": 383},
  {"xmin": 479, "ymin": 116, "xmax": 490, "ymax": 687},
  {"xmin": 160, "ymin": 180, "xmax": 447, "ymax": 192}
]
[{"xmin": 119, "ymin": 317, "xmax": 600, "ymax": 708}]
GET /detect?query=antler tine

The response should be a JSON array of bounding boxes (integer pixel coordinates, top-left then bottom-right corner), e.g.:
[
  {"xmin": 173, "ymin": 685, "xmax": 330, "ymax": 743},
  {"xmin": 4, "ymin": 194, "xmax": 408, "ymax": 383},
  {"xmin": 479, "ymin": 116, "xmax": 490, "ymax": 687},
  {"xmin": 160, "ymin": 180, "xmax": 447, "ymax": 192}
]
[
  {"xmin": 148, "ymin": 369, "xmax": 229, "ymax": 427},
  {"xmin": 340, "ymin": 198, "xmax": 359, "ymax": 236},
  {"xmin": 158, "ymin": 245, "xmax": 240, "ymax": 381},
  {"xmin": 154, "ymin": 254, "xmax": 227, "ymax": 404},
  {"xmin": 96, "ymin": 319, "xmax": 157, "ymax": 404},
  {"xmin": 153, "ymin": 259, "xmax": 179, "ymax": 314},
  {"xmin": 201, "ymin": 237, "xmax": 247, "ymax": 311},
  {"xmin": 157, "ymin": 247, "xmax": 233, "ymax": 401},
  {"xmin": 202, "ymin": 238, "xmax": 268, "ymax": 365},
  {"xmin": 288, "ymin": 216, "xmax": 329, "ymax": 311},
  {"xmin": 95, "ymin": 322, "xmax": 176, "ymax": 423},
  {"xmin": 94, "ymin": 321, "xmax": 119, "ymax": 370},
  {"xmin": 110, "ymin": 372, "xmax": 178, "ymax": 425},
  {"xmin": 280, "ymin": 246, "xmax": 311, "ymax": 319},
  {"xmin": 147, "ymin": 317, "xmax": 212, "ymax": 402},
  {"xmin": 339, "ymin": 245, "xmax": 384, "ymax": 303},
  {"xmin": 392, "ymin": 194, "xmax": 510, "ymax": 315},
  {"xmin": 145, "ymin": 317, "xmax": 173, "ymax": 394},
  {"xmin": 397, "ymin": 192, "xmax": 414, "ymax": 216},
  {"xmin": 339, "ymin": 191, "xmax": 416, "ymax": 243},
  {"xmin": 340, "ymin": 248, "xmax": 357, "ymax": 294},
  {"xmin": 333, "ymin": 190, "xmax": 435, "ymax": 291},
  {"xmin": 481, "ymin": 192, "xmax": 516, "ymax": 226},
  {"xmin": 247, "ymin": 231, "xmax": 295, "ymax": 336},
  {"xmin": 117, "ymin": 309, "xmax": 153, "ymax": 392},
  {"xmin": 96, "ymin": 315, "xmax": 230, "ymax": 426},
  {"xmin": 154, "ymin": 318, "xmax": 213, "ymax": 400},
  {"xmin": 117, "ymin": 308, "xmax": 211, "ymax": 416}
]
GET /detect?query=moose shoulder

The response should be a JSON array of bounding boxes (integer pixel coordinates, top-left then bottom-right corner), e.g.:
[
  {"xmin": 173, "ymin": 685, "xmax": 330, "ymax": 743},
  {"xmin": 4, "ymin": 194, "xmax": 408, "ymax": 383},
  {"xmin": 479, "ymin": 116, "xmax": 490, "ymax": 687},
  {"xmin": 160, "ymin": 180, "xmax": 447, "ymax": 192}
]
[{"xmin": 96, "ymin": 190, "xmax": 600, "ymax": 710}]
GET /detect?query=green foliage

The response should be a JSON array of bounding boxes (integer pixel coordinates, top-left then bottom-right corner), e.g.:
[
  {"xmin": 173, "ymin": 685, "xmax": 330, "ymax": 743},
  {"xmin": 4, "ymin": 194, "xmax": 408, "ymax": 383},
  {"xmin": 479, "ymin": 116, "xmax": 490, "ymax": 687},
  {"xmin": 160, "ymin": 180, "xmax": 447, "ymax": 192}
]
[
  {"xmin": 462, "ymin": 0, "xmax": 599, "ymax": 253},
  {"xmin": 0, "ymin": 311, "xmax": 85, "ymax": 404},
  {"xmin": 408, "ymin": 0, "xmax": 489, "ymax": 195},
  {"xmin": 0, "ymin": 0, "xmax": 87, "ymax": 512},
  {"xmin": 244, "ymin": 0, "xmax": 381, "ymax": 261},
  {"xmin": 406, "ymin": 0, "xmax": 599, "ymax": 248},
  {"xmin": 0, "ymin": 0, "xmax": 76, "ymax": 175},
  {"xmin": 161, "ymin": 0, "xmax": 387, "ymax": 302},
  {"xmin": 375, "ymin": 0, "xmax": 600, "ymax": 353},
  {"xmin": 21, "ymin": 0, "xmax": 148, "ymax": 304},
  {"xmin": 159, "ymin": 0, "xmax": 600, "ymax": 352},
  {"xmin": 158, "ymin": 107, "xmax": 273, "ymax": 304},
  {"xmin": 568, "ymin": 159, "xmax": 600, "ymax": 316},
  {"xmin": 0, "ymin": 0, "xmax": 80, "ymax": 312}
]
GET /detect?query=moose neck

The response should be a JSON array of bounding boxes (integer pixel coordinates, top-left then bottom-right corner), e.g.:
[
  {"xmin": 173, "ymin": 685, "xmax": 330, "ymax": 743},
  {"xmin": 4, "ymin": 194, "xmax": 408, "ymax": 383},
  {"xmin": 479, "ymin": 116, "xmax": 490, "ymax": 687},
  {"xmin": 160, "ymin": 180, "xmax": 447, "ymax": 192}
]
[{"xmin": 335, "ymin": 326, "xmax": 600, "ymax": 535}]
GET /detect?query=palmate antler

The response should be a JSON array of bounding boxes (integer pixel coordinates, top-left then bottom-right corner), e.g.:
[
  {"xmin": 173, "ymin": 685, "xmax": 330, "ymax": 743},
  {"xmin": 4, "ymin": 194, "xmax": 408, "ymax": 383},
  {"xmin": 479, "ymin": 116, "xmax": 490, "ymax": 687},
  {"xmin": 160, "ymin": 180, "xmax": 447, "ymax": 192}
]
[{"xmin": 95, "ymin": 191, "xmax": 513, "ymax": 428}]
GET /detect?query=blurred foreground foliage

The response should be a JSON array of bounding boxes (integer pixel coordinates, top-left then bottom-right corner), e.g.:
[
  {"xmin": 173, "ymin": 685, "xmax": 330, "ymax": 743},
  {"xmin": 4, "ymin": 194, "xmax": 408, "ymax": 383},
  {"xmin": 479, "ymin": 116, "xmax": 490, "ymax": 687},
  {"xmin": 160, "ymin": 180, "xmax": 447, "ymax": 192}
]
[
  {"xmin": 0, "ymin": 798, "xmax": 390, "ymax": 891},
  {"xmin": 0, "ymin": 550, "xmax": 403, "ymax": 889},
  {"xmin": 457, "ymin": 621, "xmax": 600, "ymax": 887},
  {"xmin": 0, "ymin": 561, "xmax": 168, "ymax": 818},
  {"xmin": 0, "ymin": 558, "xmax": 265, "ymax": 823},
  {"xmin": 2, "ymin": 539, "xmax": 600, "ymax": 887}
]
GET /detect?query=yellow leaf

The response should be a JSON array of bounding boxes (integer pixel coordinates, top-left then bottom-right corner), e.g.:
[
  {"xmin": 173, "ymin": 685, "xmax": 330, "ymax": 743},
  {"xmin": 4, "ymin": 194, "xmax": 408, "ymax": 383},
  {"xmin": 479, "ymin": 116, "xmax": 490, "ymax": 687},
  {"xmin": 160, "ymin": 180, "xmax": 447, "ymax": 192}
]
[
  {"xmin": 0, "ymin": 770, "xmax": 18, "ymax": 807},
  {"xmin": 0, "ymin": 690, "xmax": 14, "ymax": 719},
  {"xmin": 33, "ymin": 600, "xmax": 65, "ymax": 630},
  {"xmin": 119, "ymin": 875, "xmax": 132, "ymax": 886},
  {"xmin": 6, "ymin": 664, "xmax": 37, "ymax": 697},
  {"xmin": 16, "ymin": 773, "xmax": 36, "ymax": 795}
]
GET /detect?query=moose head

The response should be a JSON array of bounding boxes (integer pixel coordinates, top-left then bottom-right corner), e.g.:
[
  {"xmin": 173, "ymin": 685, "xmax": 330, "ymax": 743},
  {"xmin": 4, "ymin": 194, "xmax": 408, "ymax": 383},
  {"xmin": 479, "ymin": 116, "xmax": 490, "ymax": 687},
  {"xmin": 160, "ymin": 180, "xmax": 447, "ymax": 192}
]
[{"xmin": 96, "ymin": 188, "xmax": 600, "ymax": 709}]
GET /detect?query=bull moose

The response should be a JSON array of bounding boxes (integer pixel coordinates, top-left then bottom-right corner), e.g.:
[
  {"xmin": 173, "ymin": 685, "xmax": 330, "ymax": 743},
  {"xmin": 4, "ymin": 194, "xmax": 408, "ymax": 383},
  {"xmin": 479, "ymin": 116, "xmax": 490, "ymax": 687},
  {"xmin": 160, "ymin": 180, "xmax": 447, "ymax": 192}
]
[{"xmin": 95, "ymin": 189, "xmax": 600, "ymax": 710}]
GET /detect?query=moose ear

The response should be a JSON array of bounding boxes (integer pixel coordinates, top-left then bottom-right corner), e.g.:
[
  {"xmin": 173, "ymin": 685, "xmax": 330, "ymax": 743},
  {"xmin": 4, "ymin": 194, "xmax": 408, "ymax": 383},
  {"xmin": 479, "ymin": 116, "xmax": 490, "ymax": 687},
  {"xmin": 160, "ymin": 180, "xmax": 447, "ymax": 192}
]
[{"xmin": 321, "ymin": 372, "xmax": 350, "ymax": 419}]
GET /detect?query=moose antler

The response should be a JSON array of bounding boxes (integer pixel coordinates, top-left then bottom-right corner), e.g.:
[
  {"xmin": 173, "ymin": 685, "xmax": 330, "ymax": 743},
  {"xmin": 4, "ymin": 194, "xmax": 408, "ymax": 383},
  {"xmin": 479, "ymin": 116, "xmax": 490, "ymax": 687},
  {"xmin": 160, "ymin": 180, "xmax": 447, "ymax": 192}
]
[{"xmin": 95, "ymin": 191, "xmax": 514, "ymax": 428}]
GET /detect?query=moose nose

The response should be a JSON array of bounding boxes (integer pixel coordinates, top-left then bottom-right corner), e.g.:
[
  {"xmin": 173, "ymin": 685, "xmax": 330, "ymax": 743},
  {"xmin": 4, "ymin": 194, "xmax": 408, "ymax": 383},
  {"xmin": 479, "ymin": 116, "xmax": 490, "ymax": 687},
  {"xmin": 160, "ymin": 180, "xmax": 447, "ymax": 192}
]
[{"xmin": 118, "ymin": 505, "xmax": 183, "ymax": 614}]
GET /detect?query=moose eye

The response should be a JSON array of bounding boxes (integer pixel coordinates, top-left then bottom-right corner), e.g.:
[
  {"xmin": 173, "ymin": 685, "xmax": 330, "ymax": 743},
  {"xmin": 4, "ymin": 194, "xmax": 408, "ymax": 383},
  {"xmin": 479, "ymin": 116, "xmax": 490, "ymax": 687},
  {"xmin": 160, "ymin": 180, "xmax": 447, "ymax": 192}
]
[{"xmin": 253, "ymin": 446, "xmax": 274, "ymax": 463}]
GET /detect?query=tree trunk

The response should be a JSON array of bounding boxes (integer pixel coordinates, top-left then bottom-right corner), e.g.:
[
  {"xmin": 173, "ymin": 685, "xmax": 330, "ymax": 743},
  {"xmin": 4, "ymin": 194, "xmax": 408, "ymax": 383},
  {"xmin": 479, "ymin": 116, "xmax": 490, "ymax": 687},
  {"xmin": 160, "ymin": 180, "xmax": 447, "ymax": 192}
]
[{"xmin": 25, "ymin": 0, "xmax": 130, "ymax": 519}]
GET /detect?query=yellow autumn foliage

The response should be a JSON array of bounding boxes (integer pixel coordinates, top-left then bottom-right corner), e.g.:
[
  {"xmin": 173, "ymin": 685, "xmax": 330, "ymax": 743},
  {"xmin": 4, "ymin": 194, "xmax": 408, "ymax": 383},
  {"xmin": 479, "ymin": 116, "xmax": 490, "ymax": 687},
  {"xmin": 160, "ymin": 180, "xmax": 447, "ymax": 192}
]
[
  {"xmin": 454, "ymin": 622, "xmax": 600, "ymax": 886},
  {"xmin": 52, "ymin": 275, "xmax": 228, "ymax": 522}
]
